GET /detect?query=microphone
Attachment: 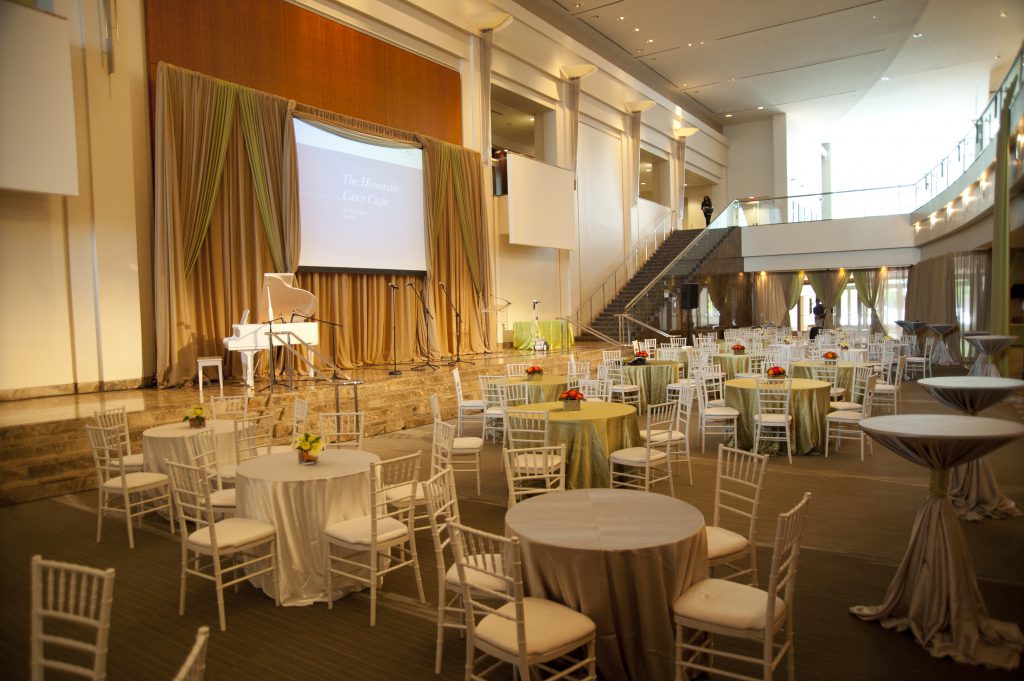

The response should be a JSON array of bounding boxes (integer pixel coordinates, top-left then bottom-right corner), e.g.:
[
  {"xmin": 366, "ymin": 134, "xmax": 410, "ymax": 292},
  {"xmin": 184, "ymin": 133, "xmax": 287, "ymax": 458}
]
[
  {"xmin": 439, "ymin": 282, "xmax": 447, "ymax": 291},
  {"xmin": 532, "ymin": 299, "xmax": 540, "ymax": 304},
  {"xmin": 406, "ymin": 282, "xmax": 416, "ymax": 289},
  {"xmin": 388, "ymin": 282, "xmax": 398, "ymax": 290}
]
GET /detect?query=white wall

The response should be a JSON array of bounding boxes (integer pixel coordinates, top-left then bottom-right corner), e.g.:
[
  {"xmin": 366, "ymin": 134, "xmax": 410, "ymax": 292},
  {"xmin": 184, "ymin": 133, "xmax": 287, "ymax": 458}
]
[
  {"xmin": 724, "ymin": 119, "xmax": 776, "ymax": 201},
  {"xmin": 0, "ymin": 0, "xmax": 151, "ymax": 396},
  {"xmin": 574, "ymin": 123, "xmax": 626, "ymax": 307}
]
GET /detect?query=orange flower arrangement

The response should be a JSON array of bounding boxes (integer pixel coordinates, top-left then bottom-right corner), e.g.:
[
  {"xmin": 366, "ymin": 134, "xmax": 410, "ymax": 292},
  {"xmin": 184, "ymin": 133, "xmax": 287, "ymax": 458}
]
[
  {"xmin": 731, "ymin": 343, "xmax": 745, "ymax": 351},
  {"xmin": 560, "ymin": 388, "xmax": 585, "ymax": 401},
  {"xmin": 822, "ymin": 351, "xmax": 838, "ymax": 360},
  {"xmin": 766, "ymin": 366, "xmax": 787, "ymax": 378},
  {"xmin": 525, "ymin": 365, "xmax": 544, "ymax": 375},
  {"xmin": 635, "ymin": 350, "xmax": 649, "ymax": 358}
]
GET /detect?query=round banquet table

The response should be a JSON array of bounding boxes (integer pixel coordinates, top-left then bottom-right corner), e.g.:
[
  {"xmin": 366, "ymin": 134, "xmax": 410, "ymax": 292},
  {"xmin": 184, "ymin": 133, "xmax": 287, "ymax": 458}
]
[
  {"xmin": 965, "ymin": 335, "xmax": 1017, "ymax": 377},
  {"xmin": 508, "ymin": 401, "xmax": 640, "ymax": 489},
  {"xmin": 505, "ymin": 489, "xmax": 708, "ymax": 681},
  {"xmin": 852, "ymin": 415, "xmax": 1024, "ymax": 670},
  {"xmin": 143, "ymin": 419, "xmax": 238, "ymax": 474},
  {"xmin": 791, "ymin": 360, "xmax": 871, "ymax": 400},
  {"xmin": 235, "ymin": 448, "xmax": 380, "ymax": 606},
  {"xmin": 725, "ymin": 377, "xmax": 830, "ymax": 454},
  {"xmin": 895, "ymin": 321, "xmax": 929, "ymax": 355},
  {"xmin": 927, "ymin": 323, "xmax": 959, "ymax": 365},
  {"xmin": 620, "ymin": 361, "xmax": 681, "ymax": 409},
  {"xmin": 507, "ymin": 374, "xmax": 568, "ymax": 403},
  {"xmin": 919, "ymin": 377, "xmax": 1024, "ymax": 522},
  {"xmin": 839, "ymin": 348, "xmax": 868, "ymax": 363},
  {"xmin": 711, "ymin": 353, "xmax": 748, "ymax": 379}
]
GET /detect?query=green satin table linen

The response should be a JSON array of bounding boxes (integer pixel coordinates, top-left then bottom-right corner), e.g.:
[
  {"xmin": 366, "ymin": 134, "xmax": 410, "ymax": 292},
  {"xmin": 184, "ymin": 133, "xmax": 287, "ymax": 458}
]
[
  {"xmin": 509, "ymin": 401, "xmax": 640, "ymax": 488},
  {"xmin": 620, "ymin": 361, "xmax": 681, "ymax": 410},
  {"xmin": 791, "ymin": 360, "xmax": 873, "ymax": 401},
  {"xmin": 725, "ymin": 378, "xmax": 831, "ymax": 455},
  {"xmin": 712, "ymin": 353, "xmax": 749, "ymax": 379},
  {"xmin": 507, "ymin": 374, "xmax": 569, "ymax": 403},
  {"xmin": 512, "ymin": 320, "xmax": 575, "ymax": 350}
]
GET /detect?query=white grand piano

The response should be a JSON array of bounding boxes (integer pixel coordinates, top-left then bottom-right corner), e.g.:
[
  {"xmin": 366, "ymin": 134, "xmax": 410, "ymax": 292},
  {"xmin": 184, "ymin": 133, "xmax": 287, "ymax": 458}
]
[{"xmin": 223, "ymin": 273, "xmax": 320, "ymax": 388}]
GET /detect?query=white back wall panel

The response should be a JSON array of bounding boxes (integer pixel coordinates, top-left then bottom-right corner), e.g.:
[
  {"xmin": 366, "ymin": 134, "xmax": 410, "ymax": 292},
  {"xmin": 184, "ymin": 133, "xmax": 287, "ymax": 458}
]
[{"xmin": 506, "ymin": 153, "xmax": 575, "ymax": 249}]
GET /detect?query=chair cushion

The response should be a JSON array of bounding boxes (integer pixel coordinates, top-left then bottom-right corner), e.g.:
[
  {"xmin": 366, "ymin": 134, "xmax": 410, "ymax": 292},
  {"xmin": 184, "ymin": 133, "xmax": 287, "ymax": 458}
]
[
  {"xmin": 209, "ymin": 488, "xmax": 236, "ymax": 508},
  {"xmin": 705, "ymin": 525, "xmax": 749, "ymax": 561},
  {"xmin": 610, "ymin": 447, "xmax": 667, "ymax": 464},
  {"xmin": 828, "ymin": 401, "xmax": 860, "ymax": 411},
  {"xmin": 641, "ymin": 429, "xmax": 685, "ymax": 443},
  {"xmin": 445, "ymin": 553, "xmax": 507, "ymax": 593},
  {"xmin": 219, "ymin": 464, "xmax": 237, "ymax": 480},
  {"xmin": 102, "ymin": 472, "xmax": 168, "ymax": 492},
  {"xmin": 512, "ymin": 453, "xmax": 563, "ymax": 472},
  {"xmin": 476, "ymin": 597, "xmax": 596, "ymax": 656},
  {"xmin": 753, "ymin": 413, "xmax": 791, "ymax": 425},
  {"xmin": 324, "ymin": 516, "xmax": 408, "ymax": 545},
  {"xmin": 383, "ymin": 483, "xmax": 425, "ymax": 504},
  {"xmin": 188, "ymin": 517, "xmax": 274, "ymax": 549},
  {"xmin": 708, "ymin": 398, "xmax": 725, "ymax": 407},
  {"xmin": 460, "ymin": 399, "xmax": 486, "ymax": 409},
  {"xmin": 453, "ymin": 436, "xmax": 483, "ymax": 452},
  {"xmin": 827, "ymin": 409, "xmax": 862, "ymax": 422},
  {"xmin": 611, "ymin": 385, "xmax": 641, "ymax": 392},
  {"xmin": 121, "ymin": 453, "xmax": 144, "ymax": 469},
  {"xmin": 673, "ymin": 578, "xmax": 786, "ymax": 631},
  {"xmin": 485, "ymin": 406, "xmax": 504, "ymax": 416},
  {"xmin": 830, "ymin": 387, "xmax": 847, "ymax": 398},
  {"xmin": 873, "ymin": 383, "xmax": 895, "ymax": 392},
  {"xmin": 704, "ymin": 406, "xmax": 739, "ymax": 419}
]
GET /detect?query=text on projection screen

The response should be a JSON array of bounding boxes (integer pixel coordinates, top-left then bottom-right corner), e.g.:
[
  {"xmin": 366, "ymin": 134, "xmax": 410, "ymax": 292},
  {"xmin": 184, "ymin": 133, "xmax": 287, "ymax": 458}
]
[{"xmin": 294, "ymin": 118, "xmax": 427, "ymax": 272}]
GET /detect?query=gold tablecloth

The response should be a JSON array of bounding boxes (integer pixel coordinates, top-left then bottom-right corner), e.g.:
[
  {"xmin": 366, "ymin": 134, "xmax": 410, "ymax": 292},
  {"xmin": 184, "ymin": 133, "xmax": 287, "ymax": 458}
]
[
  {"xmin": 712, "ymin": 353, "xmax": 749, "ymax": 379},
  {"xmin": 791, "ymin": 360, "xmax": 873, "ymax": 400},
  {"xmin": 725, "ymin": 378, "xmax": 830, "ymax": 454},
  {"xmin": 510, "ymin": 401, "xmax": 640, "ymax": 488},
  {"xmin": 507, "ymin": 374, "xmax": 569, "ymax": 403},
  {"xmin": 512, "ymin": 320, "xmax": 575, "ymax": 350},
  {"xmin": 620, "ymin": 361, "xmax": 681, "ymax": 409}
]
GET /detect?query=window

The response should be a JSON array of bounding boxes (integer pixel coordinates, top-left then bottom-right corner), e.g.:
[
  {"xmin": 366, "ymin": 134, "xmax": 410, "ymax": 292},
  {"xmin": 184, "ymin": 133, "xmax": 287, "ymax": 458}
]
[{"xmin": 697, "ymin": 287, "xmax": 720, "ymax": 327}]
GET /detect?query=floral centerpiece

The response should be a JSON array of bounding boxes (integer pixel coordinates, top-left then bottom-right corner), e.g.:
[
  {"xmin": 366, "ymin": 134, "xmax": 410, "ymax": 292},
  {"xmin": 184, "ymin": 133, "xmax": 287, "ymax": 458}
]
[
  {"xmin": 560, "ymin": 388, "xmax": 585, "ymax": 411},
  {"xmin": 731, "ymin": 343, "xmax": 746, "ymax": 356},
  {"xmin": 766, "ymin": 366, "xmax": 787, "ymax": 378},
  {"xmin": 822, "ymin": 351, "xmax": 838, "ymax": 360},
  {"xmin": 630, "ymin": 350, "xmax": 648, "ymax": 366},
  {"xmin": 294, "ymin": 432, "xmax": 323, "ymax": 465},
  {"xmin": 183, "ymin": 405, "xmax": 206, "ymax": 429},
  {"xmin": 525, "ymin": 365, "xmax": 544, "ymax": 380},
  {"xmin": 839, "ymin": 342, "xmax": 849, "ymax": 351}
]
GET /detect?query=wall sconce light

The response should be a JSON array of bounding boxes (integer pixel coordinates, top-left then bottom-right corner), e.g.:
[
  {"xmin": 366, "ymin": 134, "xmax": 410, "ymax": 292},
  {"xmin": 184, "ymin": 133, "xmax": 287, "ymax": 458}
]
[
  {"xmin": 560, "ymin": 64, "xmax": 597, "ymax": 79},
  {"xmin": 625, "ymin": 99, "xmax": 656, "ymax": 113},
  {"xmin": 929, "ymin": 212, "xmax": 939, "ymax": 226},
  {"xmin": 468, "ymin": 10, "xmax": 513, "ymax": 32},
  {"xmin": 673, "ymin": 125, "xmax": 699, "ymax": 139}
]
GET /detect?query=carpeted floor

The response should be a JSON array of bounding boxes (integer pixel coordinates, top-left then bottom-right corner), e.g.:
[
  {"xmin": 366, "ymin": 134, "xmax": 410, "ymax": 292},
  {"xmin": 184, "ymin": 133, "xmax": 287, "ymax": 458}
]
[{"xmin": 2, "ymin": 375, "xmax": 1022, "ymax": 680}]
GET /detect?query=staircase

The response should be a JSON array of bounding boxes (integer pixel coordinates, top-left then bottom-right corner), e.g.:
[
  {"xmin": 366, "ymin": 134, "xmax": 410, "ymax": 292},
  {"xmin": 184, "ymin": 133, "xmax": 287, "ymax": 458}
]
[{"xmin": 578, "ymin": 229, "xmax": 703, "ymax": 341}]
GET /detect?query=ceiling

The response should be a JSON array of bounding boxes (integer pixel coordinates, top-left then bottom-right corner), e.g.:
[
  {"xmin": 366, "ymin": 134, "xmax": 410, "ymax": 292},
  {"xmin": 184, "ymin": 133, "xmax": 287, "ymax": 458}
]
[{"xmin": 517, "ymin": 0, "xmax": 1022, "ymax": 128}]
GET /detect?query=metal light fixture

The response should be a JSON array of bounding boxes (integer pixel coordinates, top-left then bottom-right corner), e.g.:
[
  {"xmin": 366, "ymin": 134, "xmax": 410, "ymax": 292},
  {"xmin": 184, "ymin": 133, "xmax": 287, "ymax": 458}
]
[
  {"xmin": 625, "ymin": 99, "xmax": 656, "ymax": 113},
  {"xmin": 560, "ymin": 64, "xmax": 597, "ymax": 79},
  {"xmin": 468, "ymin": 10, "xmax": 513, "ymax": 32}
]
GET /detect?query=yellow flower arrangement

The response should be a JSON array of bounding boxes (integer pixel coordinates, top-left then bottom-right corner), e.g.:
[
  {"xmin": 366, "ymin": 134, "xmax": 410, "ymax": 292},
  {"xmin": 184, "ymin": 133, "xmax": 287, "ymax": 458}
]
[
  {"xmin": 183, "ymin": 405, "xmax": 207, "ymax": 428},
  {"xmin": 294, "ymin": 433, "xmax": 323, "ymax": 465}
]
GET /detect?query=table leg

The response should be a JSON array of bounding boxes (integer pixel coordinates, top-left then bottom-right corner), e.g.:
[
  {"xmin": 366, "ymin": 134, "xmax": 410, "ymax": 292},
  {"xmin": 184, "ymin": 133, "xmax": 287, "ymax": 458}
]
[
  {"xmin": 850, "ymin": 469, "xmax": 1024, "ymax": 669},
  {"xmin": 949, "ymin": 458, "xmax": 1023, "ymax": 522}
]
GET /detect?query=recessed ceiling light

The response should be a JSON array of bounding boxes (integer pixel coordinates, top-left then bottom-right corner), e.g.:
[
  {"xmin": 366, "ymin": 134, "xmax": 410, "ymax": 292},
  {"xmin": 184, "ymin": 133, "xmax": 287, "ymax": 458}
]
[
  {"xmin": 687, "ymin": 42, "xmax": 693, "ymax": 47},
  {"xmin": 1000, "ymin": 10, "xmax": 1007, "ymax": 18},
  {"xmin": 729, "ymin": 78, "xmax": 736, "ymax": 83},
  {"xmin": 636, "ymin": 48, "xmax": 644, "ymax": 53},
  {"xmin": 683, "ymin": 83, "xmax": 688, "ymax": 87},
  {"xmin": 994, "ymin": 54, "xmax": 1002, "ymax": 60},
  {"xmin": 618, "ymin": 16, "xmax": 624, "ymax": 20},
  {"xmin": 646, "ymin": 38, "xmax": 654, "ymax": 43},
  {"xmin": 641, "ymin": 182, "xmax": 647, "ymax": 185},
  {"xmin": 725, "ymin": 113, "xmax": 733, "ymax": 118},
  {"xmin": 912, "ymin": 32, "xmax": 923, "ymax": 38},
  {"xmin": 871, "ymin": 14, "xmax": 877, "ymax": 19},
  {"xmin": 633, "ymin": 27, "xmax": 640, "ymax": 32},
  {"xmin": 699, "ymin": 41, "xmax": 705, "ymax": 45},
  {"xmin": 573, "ymin": 2, "xmax": 581, "ymax": 8},
  {"xmin": 881, "ymin": 76, "xmax": 890, "ymax": 81},
  {"xmin": 757, "ymin": 106, "xmax": 764, "ymax": 110}
]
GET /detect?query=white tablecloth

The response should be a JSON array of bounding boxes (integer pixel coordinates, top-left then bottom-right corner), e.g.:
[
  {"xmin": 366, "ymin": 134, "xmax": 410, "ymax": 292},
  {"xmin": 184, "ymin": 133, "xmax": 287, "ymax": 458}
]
[
  {"xmin": 236, "ymin": 448, "xmax": 379, "ymax": 606},
  {"xmin": 505, "ymin": 489, "xmax": 707, "ymax": 681},
  {"xmin": 927, "ymin": 323, "xmax": 959, "ymax": 365},
  {"xmin": 853, "ymin": 415, "xmax": 1024, "ymax": 670},
  {"xmin": 966, "ymin": 335, "xmax": 1017, "ymax": 377},
  {"xmin": 839, "ymin": 348, "xmax": 868, "ymax": 362},
  {"xmin": 143, "ymin": 419, "xmax": 237, "ymax": 474}
]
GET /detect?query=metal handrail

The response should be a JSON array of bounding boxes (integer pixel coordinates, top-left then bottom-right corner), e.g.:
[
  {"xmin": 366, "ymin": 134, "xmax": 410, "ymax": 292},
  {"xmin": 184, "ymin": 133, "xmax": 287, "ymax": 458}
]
[
  {"xmin": 616, "ymin": 313, "xmax": 675, "ymax": 343},
  {"xmin": 570, "ymin": 211, "xmax": 675, "ymax": 325},
  {"xmin": 265, "ymin": 331, "xmax": 364, "ymax": 410},
  {"xmin": 555, "ymin": 316, "xmax": 622, "ymax": 346},
  {"xmin": 624, "ymin": 226, "xmax": 721, "ymax": 312}
]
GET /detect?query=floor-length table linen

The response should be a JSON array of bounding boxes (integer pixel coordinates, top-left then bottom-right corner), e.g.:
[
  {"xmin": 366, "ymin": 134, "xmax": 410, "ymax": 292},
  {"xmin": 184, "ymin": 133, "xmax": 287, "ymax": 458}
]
[
  {"xmin": 711, "ymin": 353, "xmax": 748, "ymax": 379},
  {"xmin": 512, "ymin": 320, "xmax": 574, "ymax": 350},
  {"xmin": 725, "ymin": 377, "xmax": 830, "ymax": 454},
  {"xmin": 927, "ymin": 323, "xmax": 959, "ymax": 365},
  {"xmin": 507, "ymin": 401, "xmax": 639, "ymax": 488},
  {"xmin": 507, "ymin": 374, "xmax": 568, "ymax": 403},
  {"xmin": 143, "ymin": 419, "xmax": 238, "ymax": 474},
  {"xmin": 620, "ymin": 361, "xmax": 681, "ymax": 409},
  {"xmin": 235, "ymin": 448, "xmax": 379, "ymax": 606},
  {"xmin": 965, "ymin": 335, "xmax": 1017, "ymax": 377},
  {"xmin": 505, "ymin": 489, "xmax": 708, "ymax": 681},
  {"xmin": 919, "ymin": 377, "xmax": 1024, "ymax": 521},
  {"xmin": 896, "ymin": 321, "xmax": 930, "ymax": 354},
  {"xmin": 852, "ymin": 415, "xmax": 1024, "ymax": 670}
]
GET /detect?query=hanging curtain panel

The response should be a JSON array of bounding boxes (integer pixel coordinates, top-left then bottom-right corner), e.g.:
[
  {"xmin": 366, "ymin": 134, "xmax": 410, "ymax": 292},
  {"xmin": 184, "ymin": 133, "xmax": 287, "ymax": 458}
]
[
  {"xmin": 773, "ymin": 271, "xmax": 804, "ymax": 328},
  {"xmin": 806, "ymin": 270, "xmax": 850, "ymax": 329},
  {"xmin": 753, "ymin": 272, "xmax": 787, "ymax": 327},
  {"xmin": 852, "ymin": 269, "xmax": 887, "ymax": 336}
]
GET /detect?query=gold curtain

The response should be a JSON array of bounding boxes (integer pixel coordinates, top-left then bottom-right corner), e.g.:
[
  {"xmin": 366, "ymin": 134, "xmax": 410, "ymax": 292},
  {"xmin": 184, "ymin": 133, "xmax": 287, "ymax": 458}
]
[
  {"xmin": 852, "ymin": 269, "xmax": 887, "ymax": 335},
  {"xmin": 806, "ymin": 270, "xmax": 850, "ymax": 329},
  {"xmin": 753, "ymin": 272, "xmax": 787, "ymax": 326},
  {"xmin": 775, "ymin": 271, "xmax": 804, "ymax": 328}
]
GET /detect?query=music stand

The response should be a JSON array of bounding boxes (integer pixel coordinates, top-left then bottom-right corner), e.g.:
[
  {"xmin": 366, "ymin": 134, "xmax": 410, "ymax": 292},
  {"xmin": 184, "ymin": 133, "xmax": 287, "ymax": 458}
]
[{"xmin": 388, "ymin": 283, "xmax": 401, "ymax": 376}]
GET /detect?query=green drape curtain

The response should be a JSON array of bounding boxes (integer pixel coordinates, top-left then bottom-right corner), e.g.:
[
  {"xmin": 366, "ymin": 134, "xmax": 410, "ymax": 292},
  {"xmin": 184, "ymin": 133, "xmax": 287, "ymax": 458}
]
[
  {"xmin": 806, "ymin": 270, "xmax": 849, "ymax": 329},
  {"xmin": 852, "ymin": 269, "xmax": 886, "ymax": 335},
  {"xmin": 776, "ymin": 271, "xmax": 804, "ymax": 328}
]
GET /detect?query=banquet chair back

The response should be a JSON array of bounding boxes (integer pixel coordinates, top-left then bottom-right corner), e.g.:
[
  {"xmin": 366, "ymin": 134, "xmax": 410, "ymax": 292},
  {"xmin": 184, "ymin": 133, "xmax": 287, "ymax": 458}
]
[
  {"xmin": 30, "ymin": 555, "xmax": 116, "ymax": 681},
  {"xmin": 429, "ymin": 393, "xmax": 443, "ymax": 423},
  {"xmin": 209, "ymin": 395, "xmax": 248, "ymax": 421},
  {"xmin": 500, "ymin": 382, "xmax": 530, "ymax": 409},
  {"xmin": 479, "ymin": 375, "xmax": 507, "ymax": 442},
  {"xmin": 610, "ymin": 402, "xmax": 677, "ymax": 494},
  {"xmin": 566, "ymin": 359, "xmax": 591, "ymax": 378},
  {"xmin": 708, "ymin": 445, "xmax": 769, "ymax": 585},
  {"xmin": 324, "ymin": 454, "xmax": 425, "ymax": 626},
  {"xmin": 291, "ymin": 398, "xmax": 309, "ymax": 438},
  {"xmin": 505, "ymin": 410, "xmax": 550, "ymax": 449},
  {"xmin": 87, "ymin": 424, "xmax": 173, "ymax": 549},
  {"xmin": 566, "ymin": 367, "xmax": 590, "ymax": 391},
  {"xmin": 506, "ymin": 363, "xmax": 530, "ymax": 377},
  {"xmin": 754, "ymin": 377, "xmax": 794, "ymax": 461},
  {"xmin": 452, "ymin": 368, "xmax": 485, "ymax": 436},
  {"xmin": 421, "ymin": 467, "xmax": 464, "ymax": 673},
  {"xmin": 673, "ymin": 492, "xmax": 811, "ymax": 681},
  {"xmin": 825, "ymin": 375, "xmax": 878, "ymax": 461},
  {"xmin": 93, "ymin": 406, "xmax": 139, "ymax": 468},
  {"xmin": 503, "ymin": 444, "xmax": 566, "ymax": 506},
  {"xmin": 643, "ymin": 338, "xmax": 658, "ymax": 352},
  {"xmin": 578, "ymin": 377, "xmax": 611, "ymax": 401},
  {"xmin": 448, "ymin": 522, "xmax": 597, "ymax": 680},
  {"xmin": 431, "ymin": 420, "xmax": 456, "ymax": 475},
  {"xmin": 873, "ymin": 356, "xmax": 905, "ymax": 414},
  {"xmin": 602, "ymin": 349, "xmax": 622, "ymax": 363},
  {"xmin": 184, "ymin": 429, "xmax": 236, "ymax": 515},
  {"xmin": 172, "ymin": 626, "xmax": 210, "ymax": 681},
  {"xmin": 167, "ymin": 461, "xmax": 279, "ymax": 631},
  {"xmin": 319, "ymin": 411, "xmax": 364, "ymax": 448}
]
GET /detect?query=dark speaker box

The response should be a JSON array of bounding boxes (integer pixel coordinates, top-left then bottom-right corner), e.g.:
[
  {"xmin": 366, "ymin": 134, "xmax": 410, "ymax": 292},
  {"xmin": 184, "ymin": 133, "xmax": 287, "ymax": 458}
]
[{"xmin": 679, "ymin": 282, "xmax": 699, "ymax": 308}]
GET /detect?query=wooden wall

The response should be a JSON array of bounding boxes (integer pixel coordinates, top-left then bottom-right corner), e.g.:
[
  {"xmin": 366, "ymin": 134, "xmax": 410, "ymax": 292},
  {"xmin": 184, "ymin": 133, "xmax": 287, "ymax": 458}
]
[{"xmin": 144, "ymin": 0, "xmax": 462, "ymax": 144}]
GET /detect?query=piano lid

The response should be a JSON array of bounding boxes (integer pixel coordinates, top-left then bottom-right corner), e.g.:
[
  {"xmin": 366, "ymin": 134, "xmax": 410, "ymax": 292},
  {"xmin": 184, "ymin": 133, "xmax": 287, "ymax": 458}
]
[{"xmin": 256, "ymin": 273, "xmax": 317, "ymax": 323}]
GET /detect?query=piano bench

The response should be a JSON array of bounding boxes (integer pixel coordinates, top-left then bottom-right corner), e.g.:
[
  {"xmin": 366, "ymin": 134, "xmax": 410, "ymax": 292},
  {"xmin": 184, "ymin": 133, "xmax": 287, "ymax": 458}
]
[{"xmin": 197, "ymin": 356, "xmax": 224, "ymax": 402}]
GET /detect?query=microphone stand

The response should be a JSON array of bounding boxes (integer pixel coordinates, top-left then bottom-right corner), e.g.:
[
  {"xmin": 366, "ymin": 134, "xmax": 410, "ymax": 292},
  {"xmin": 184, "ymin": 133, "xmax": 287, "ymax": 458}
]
[
  {"xmin": 388, "ymin": 283, "xmax": 401, "ymax": 376},
  {"xmin": 258, "ymin": 316, "xmax": 286, "ymax": 396},
  {"xmin": 408, "ymin": 282, "xmax": 439, "ymax": 371},
  {"xmin": 439, "ymin": 282, "xmax": 473, "ymax": 366},
  {"xmin": 290, "ymin": 312, "xmax": 345, "ymax": 381}
]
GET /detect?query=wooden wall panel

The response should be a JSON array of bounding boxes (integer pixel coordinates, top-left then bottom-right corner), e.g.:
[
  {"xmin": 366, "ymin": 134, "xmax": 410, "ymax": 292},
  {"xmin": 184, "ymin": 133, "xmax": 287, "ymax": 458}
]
[{"xmin": 144, "ymin": 0, "xmax": 461, "ymax": 144}]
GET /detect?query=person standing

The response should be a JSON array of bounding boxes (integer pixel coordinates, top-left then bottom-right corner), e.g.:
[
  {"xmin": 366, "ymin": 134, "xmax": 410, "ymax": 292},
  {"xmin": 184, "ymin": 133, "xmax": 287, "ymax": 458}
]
[
  {"xmin": 812, "ymin": 298, "xmax": 826, "ymax": 326},
  {"xmin": 701, "ymin": 195, "xmax": 713, "ymax": 226}
]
